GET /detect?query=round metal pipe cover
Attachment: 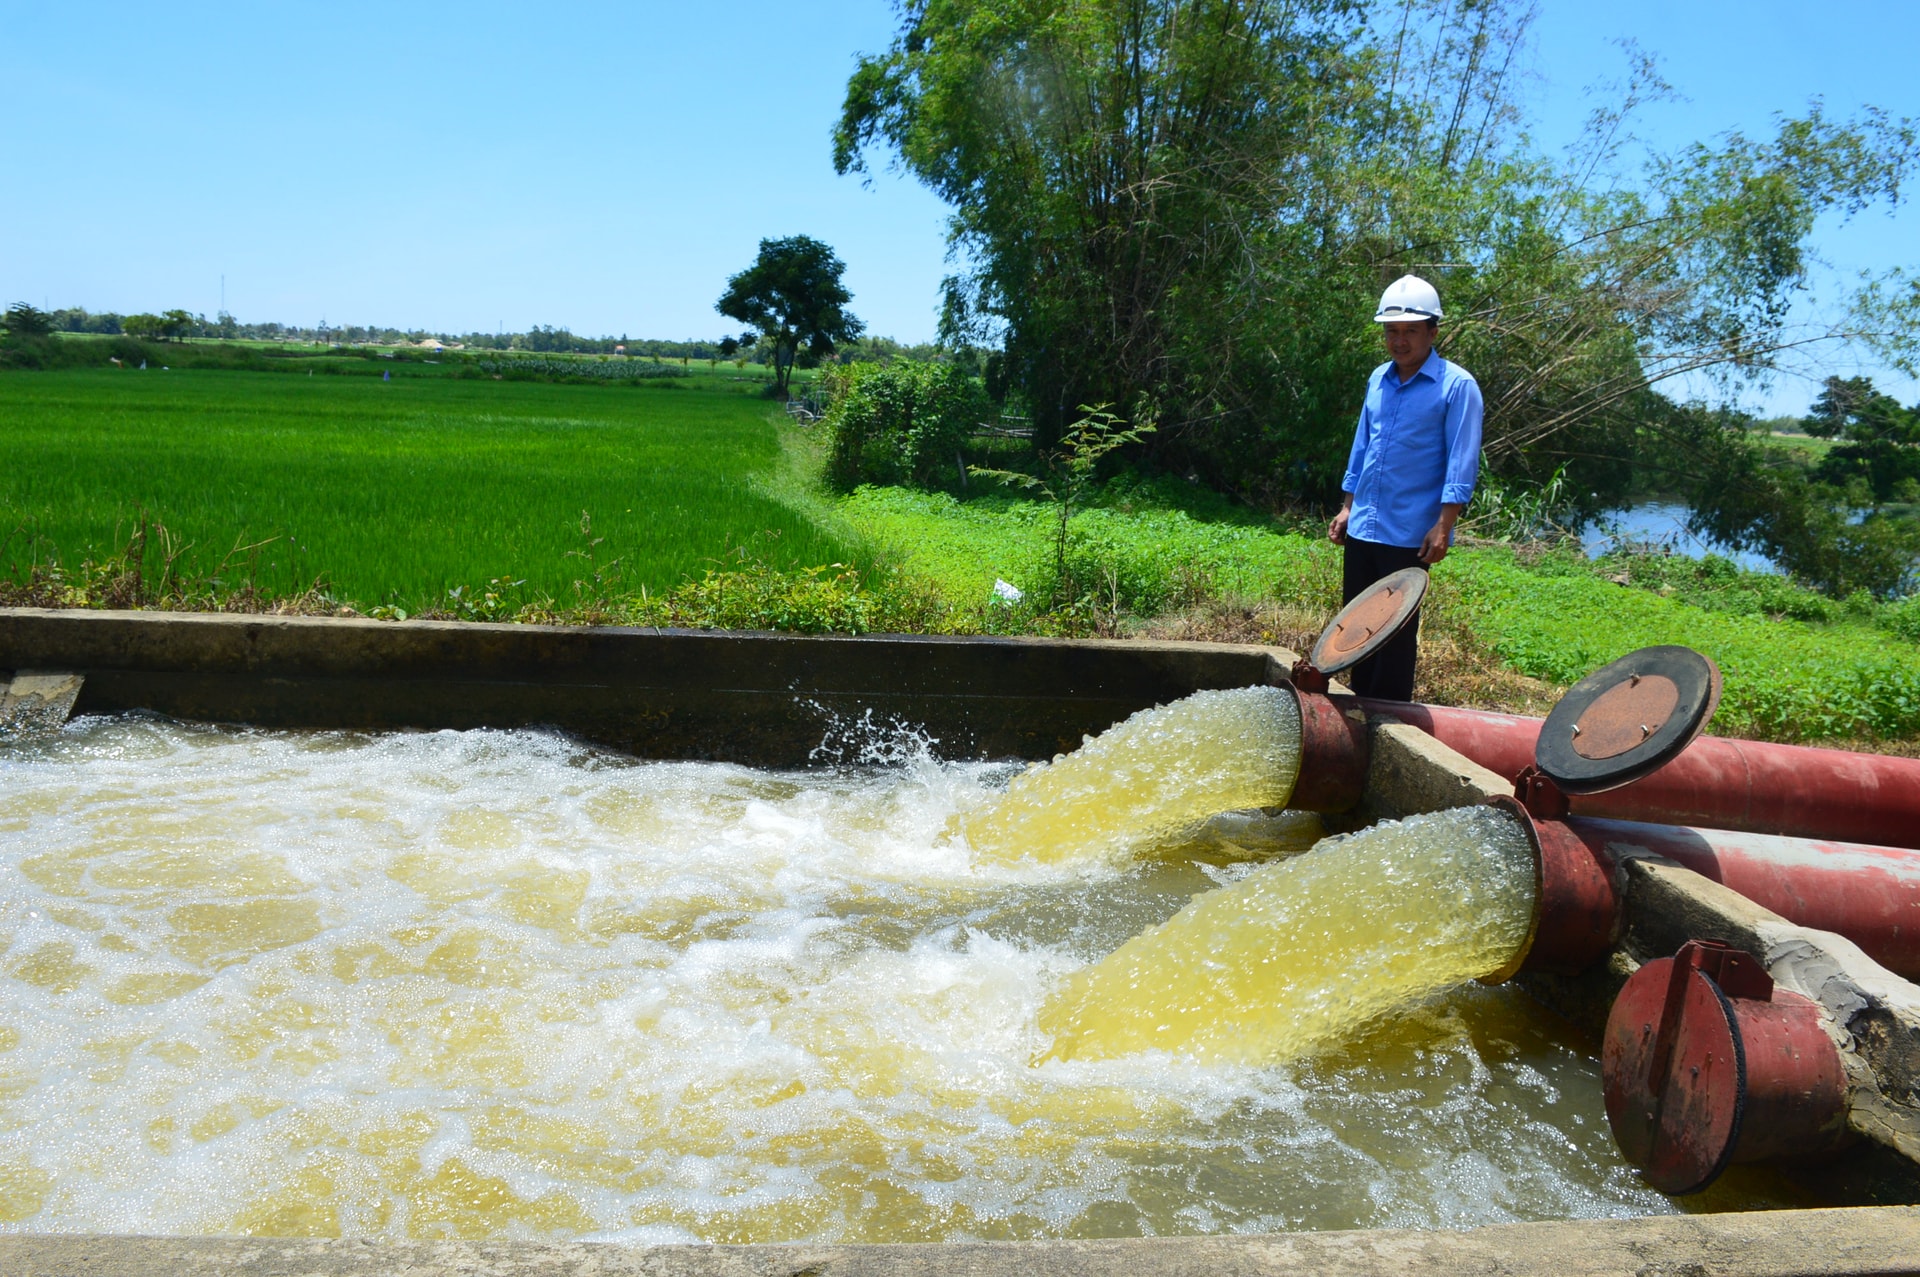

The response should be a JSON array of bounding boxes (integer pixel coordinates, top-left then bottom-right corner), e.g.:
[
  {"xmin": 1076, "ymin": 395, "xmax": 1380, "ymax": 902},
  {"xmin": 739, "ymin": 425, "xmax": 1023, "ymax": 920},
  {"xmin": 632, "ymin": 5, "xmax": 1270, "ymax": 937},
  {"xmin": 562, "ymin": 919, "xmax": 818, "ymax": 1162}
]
[
  {"xmin": 1602, "ymin": 940, "xmax": 1847, "ymax": 1196},
  {"xmin": 1308, "ymin": 567, "xmax": 1427, "ymax": 677},
  {"xmin": 1535, "ymin": 646, "xmax": 1722, "ymax": 795}
]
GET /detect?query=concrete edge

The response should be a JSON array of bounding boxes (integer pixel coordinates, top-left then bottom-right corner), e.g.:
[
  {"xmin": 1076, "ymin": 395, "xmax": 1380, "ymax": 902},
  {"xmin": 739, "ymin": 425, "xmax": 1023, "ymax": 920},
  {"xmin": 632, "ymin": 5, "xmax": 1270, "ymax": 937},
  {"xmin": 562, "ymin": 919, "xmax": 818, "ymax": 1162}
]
[
  {"xmin": 5, "ymin": 1206, "xmax": 1920, "ymax": 1276},
  {"xmin": 0, "ymin": 670, "xmax": 83, "ymax": 733},
  {"xmin": 1359, "ymin": 718, "xmax": 1511, "ymax": 817},
  {"xmin": 0, "ymin": 608, "xmax": 1305, "ymax": 767},
  {"xmin": 0, "ymin": 605, "xmax": 1299, "ymax": 664}
]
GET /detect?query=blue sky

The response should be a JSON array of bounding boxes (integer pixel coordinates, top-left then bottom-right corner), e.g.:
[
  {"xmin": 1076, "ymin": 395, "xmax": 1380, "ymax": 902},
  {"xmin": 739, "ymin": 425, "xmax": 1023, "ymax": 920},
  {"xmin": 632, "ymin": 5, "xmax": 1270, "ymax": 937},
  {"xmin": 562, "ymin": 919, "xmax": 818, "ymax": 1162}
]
[{"xmin": 3, "ymin": 2, "xmax": 1914, "ymax": 413}]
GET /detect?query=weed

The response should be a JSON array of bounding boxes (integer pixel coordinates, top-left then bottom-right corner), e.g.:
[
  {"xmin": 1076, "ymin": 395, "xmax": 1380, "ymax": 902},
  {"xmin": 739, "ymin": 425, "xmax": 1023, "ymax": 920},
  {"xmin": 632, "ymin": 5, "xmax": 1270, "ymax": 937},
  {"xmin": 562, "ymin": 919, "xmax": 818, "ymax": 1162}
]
[{"xmin": 970, "ymin": 405, "xmax": 1155, "ymax": 608}]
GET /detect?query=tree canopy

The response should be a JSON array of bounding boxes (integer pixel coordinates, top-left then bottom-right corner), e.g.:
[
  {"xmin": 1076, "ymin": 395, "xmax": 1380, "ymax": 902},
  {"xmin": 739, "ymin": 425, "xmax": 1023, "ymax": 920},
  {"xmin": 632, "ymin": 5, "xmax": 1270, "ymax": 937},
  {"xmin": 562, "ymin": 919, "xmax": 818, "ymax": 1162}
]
[
  {"xmin": 716, "ymin": 235, "xmax": 865, "ymax": 397},
  {"xmin": 2, "ymin": 302, "xmax": 54, "ymax": 339}
]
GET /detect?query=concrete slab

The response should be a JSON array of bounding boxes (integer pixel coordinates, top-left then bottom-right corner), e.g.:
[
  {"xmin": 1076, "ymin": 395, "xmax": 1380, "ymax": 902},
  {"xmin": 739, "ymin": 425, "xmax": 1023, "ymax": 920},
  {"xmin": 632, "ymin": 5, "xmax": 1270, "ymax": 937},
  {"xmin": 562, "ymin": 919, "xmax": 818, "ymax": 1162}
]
[
  {"xmin": 1360, "ymin": 719, "xmax": 1511, "ymax": 817},
  {"xmin": 5, "ymin": 1207, "xmax": 1920, "ymax": 1276},
  {"xmin": 0, "ymin": 669, "xmax": 83, "ymax": 734}
]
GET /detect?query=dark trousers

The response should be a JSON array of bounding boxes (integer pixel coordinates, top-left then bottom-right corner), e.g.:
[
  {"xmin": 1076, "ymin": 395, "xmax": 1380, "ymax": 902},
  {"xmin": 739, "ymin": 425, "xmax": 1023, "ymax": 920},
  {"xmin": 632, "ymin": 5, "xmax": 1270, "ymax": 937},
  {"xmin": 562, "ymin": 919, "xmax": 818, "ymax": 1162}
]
[{"xmin": 1340, "ymin": 538, "xmax": 1427, "ymax": 702}]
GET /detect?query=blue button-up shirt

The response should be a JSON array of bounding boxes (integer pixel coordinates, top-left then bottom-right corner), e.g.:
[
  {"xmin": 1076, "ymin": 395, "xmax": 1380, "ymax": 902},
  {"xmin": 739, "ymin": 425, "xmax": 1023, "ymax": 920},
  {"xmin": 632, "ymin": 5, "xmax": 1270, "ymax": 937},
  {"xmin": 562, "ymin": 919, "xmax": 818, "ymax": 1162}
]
[{"xmin": 1341, "ymin": 348, "xmax": 1483, "ymax": 549}]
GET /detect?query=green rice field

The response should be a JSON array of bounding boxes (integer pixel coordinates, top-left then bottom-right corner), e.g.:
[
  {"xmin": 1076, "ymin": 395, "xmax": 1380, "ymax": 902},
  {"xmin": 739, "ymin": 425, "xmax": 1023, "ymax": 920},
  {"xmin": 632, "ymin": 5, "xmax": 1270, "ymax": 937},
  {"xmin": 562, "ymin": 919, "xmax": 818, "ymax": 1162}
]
[{"xmin": 0, "ymin": 369, "xmax": 856, "ymax": 609}]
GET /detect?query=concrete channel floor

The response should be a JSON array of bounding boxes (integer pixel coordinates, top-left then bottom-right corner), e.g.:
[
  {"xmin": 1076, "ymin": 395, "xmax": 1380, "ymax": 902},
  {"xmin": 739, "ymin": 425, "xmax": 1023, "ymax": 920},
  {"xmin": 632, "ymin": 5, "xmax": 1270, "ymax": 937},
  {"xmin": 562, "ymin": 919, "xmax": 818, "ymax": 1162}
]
[{"xmin": 6, "ymin": 1208, "xmax": 1920, "ymax": 1277}]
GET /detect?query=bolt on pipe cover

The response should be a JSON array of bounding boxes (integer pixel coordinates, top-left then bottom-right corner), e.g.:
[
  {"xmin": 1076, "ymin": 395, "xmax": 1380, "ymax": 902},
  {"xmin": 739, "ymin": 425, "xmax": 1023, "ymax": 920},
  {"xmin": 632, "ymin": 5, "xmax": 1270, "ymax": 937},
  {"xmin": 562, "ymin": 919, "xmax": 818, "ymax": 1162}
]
[
  {"xmin": 1308, "ymin": 567, "xmax": 1428, "ymax": 678},
  {"xmin": 1535, "ymin": 646, "xmax": 1722, "ymax": 795}
]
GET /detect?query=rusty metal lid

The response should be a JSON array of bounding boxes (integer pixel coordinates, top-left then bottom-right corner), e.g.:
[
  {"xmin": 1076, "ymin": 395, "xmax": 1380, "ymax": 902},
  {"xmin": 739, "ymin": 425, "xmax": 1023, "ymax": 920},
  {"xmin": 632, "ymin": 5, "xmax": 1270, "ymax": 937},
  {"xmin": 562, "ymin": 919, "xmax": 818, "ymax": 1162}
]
[
  {"xmin": 1535, "ymin": 646, "xmax": 1722, "ymax": 795},
  {"xmin": 1308, "ymin": 567, "xmax": 1428, "ymax": 677},
  {"xmin": 1602, "ymin": 944, "xmax": 1750, "ymax": 1195}
]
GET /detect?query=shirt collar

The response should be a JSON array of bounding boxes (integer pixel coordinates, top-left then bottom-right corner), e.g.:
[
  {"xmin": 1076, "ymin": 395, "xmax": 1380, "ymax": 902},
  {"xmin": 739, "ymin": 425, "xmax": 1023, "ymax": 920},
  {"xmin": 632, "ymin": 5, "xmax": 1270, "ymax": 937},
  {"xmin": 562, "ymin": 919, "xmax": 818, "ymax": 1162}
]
[{"xmin": 1401, "ymin": 347, "xmax": 1443, "ymax": 385}]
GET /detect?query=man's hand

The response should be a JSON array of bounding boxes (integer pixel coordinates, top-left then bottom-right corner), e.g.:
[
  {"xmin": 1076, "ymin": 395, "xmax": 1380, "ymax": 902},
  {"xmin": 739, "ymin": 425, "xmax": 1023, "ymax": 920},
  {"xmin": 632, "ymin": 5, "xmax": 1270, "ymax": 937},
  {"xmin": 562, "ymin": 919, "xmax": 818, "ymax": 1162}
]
[
  {"xmin": 1417, "ymin": 503, "xmax": 1464, "ymax": 564},
  {"xmin": 1327, "ymin": 503, "xmax": 1351, "ymax": 546}
]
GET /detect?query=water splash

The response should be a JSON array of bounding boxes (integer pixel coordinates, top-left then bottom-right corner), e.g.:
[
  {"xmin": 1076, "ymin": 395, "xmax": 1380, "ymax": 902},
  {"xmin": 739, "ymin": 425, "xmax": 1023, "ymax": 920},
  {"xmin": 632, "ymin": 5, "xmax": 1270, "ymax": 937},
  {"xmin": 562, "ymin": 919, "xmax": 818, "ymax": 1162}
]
[
  {"xmin": 0, "ymin": 717, "xmax": 1745, "ymax": 1242},
  {"xmin": 1039, "ymin": 805, "xmax": 1539, "ymax": 1065},
  {"xmin": 955, "ymin": 686, "xmax": 1303, "ymax": 866}
]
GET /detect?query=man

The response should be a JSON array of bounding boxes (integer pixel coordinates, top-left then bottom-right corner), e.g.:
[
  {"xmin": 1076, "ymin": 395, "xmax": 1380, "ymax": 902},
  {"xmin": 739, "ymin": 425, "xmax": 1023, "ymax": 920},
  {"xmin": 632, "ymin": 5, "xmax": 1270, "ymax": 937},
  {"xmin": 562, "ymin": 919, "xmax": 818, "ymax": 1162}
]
[{"xmin": 1326, "ymin": 275, "xmax": 1483, "ymax": 701}]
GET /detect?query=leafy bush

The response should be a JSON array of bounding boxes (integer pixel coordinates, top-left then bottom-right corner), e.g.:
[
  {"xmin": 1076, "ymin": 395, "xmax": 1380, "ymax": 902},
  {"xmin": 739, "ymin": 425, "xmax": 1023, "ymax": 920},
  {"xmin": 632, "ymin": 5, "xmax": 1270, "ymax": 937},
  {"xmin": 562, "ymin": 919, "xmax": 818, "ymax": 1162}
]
[
  {"xmin": 1884, "ymin": 595, "xmax": 1920, "ymax": 643},
  {"xmin": 476, "ymin": 356, "xmax": 686, "ymax": 382},
  {"xmin": 1461, "ymin": 464, "xmax": 1581, "ymax": 543},
  {"xmin": 822, "ymin": 360, "xmax": 988, "ymax": 489},
  {"xmin": 1594, "ymin": 551, "xmax": 1842, "ymax": 623}
]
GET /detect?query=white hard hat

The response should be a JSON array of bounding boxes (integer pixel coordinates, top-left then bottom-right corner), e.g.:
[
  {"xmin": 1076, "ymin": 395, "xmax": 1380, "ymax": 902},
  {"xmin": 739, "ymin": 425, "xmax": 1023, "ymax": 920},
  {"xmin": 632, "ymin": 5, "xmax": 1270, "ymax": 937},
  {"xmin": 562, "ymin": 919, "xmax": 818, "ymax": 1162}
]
[{"xmin": 1374, "ymin": 274, "xmax": 1443, "ymax": 323}]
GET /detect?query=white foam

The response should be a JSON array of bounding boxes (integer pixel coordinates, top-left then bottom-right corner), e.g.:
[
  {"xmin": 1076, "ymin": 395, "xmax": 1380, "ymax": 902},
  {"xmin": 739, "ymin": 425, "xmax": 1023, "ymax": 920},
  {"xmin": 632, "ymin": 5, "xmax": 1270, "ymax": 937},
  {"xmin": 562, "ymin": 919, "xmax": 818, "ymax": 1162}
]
[{"xmin": 0, "ymin": 716, "xmax": 1717, "ymax": 1241}]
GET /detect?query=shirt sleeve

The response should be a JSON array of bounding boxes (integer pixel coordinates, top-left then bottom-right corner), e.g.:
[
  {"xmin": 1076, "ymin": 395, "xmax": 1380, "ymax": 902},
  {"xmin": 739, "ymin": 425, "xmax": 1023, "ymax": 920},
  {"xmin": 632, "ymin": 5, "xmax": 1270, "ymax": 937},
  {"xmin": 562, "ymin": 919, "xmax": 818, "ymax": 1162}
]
[
  {"xmin": 1439, "ymin": 375, "xmax": 1483, "ymax": 506},
  {"xmin": 1341, "ymin": 376, "xmax": 1374, "ymax": 494}
]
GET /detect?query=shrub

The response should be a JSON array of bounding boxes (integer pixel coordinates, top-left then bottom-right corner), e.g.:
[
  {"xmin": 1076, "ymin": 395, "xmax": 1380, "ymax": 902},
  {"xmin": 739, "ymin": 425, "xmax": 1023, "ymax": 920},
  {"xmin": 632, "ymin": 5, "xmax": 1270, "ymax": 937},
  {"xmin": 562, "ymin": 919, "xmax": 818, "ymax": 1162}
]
[
  {"xmin": 475, "ymin": 356, "xmax": 686, "ymax": 383},
  {"xmin": 1884, "ymin": 595, "xmax": 1920, "ymax": 644},
  {"xmin": 822, "ymin": 360, "xmax": 988, "ymax": 489}
]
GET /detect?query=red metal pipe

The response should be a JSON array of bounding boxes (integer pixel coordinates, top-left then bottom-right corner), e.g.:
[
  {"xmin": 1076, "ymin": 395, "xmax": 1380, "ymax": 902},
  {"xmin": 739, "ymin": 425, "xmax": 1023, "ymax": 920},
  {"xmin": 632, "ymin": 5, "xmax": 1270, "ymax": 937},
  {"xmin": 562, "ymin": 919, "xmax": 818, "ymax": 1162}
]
[
  {"xmin": 1286, "ymin": 688, "xmax": 1370, "ymax": 814},
  {"xmin": 1486, "ymin": 796, "xmax": 1621, "ymax": 978},
  {"xmin": 1560, "ymin": 815, "xmax": 1920, "ymax": 979},
  {"xmin": 1495, "ymin": 802, "xmax": 1920, "ymax": 979},
  {"xmin": 1347, "ymin": 697, "xmax": 1920, "ymax": 851}
]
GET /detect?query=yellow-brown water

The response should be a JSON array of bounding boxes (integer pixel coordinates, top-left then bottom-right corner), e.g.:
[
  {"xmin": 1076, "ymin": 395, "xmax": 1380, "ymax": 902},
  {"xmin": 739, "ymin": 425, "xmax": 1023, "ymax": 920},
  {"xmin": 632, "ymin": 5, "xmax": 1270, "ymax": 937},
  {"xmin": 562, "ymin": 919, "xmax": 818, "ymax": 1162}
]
[
  {"xmin": 0, "ymin": 714, "xmax": 1792, "ymax": 1242},
  {"xmin": 1040, "ymin": 806, "xmax": 1537, "ymax": 1063},
  {"xmin": 956, "ymin": 686, "xmax": 1302, "ymax": 864}
]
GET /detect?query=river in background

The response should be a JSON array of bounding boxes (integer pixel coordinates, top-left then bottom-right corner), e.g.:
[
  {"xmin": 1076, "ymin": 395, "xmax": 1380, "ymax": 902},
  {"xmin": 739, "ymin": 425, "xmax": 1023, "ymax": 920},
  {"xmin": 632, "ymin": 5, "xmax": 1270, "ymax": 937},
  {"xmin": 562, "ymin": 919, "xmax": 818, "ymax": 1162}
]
[{"xmin": 1579, "ymin": 501, "xmax": 1781, "ymax": 575}]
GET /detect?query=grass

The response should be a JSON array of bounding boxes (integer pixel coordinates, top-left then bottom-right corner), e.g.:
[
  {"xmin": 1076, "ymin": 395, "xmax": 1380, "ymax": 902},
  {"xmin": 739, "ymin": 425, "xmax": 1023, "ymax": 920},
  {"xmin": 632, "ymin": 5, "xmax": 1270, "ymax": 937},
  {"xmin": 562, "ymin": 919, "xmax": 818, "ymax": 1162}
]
[
  {"xmin": 837, "ymin": 483, "xmax": 1920, "ymax": 746},
  {"xmin": 1757, "ymin": 430, "xmax": 1835, "ymax": 459},
  {"xmin": 0, "ymin": 369, "xmax": 857, "ymax": 612},
  {"xmin": 840, "ymin": 480, "xmax": 1337, "ymax": 617},
  {"xmin": 1434, "ymin": 549, "xmax": 1920, "ymax": 743},
  {"xmin": 5, "ymin": 363, "xmax": 1917, "ymax": 749}
]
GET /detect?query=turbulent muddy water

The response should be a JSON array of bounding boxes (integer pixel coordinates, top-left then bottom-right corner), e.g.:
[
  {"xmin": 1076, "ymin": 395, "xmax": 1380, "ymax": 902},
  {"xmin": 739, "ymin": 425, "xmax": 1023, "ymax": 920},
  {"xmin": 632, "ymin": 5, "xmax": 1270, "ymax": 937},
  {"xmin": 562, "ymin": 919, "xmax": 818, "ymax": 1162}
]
[
  {"xmin": 1040, "ymin": 805, "xmax": 1539, "ymax": 1064},
  {"xmin": 0, "ymin": 707, "xmax": 1797, "ymax": 1241}
]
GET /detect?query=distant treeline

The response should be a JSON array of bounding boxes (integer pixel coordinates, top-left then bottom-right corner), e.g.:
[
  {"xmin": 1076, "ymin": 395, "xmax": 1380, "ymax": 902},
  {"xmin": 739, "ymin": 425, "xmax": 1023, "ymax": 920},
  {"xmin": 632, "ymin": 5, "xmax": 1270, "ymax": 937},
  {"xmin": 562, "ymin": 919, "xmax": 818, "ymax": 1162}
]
[{"xmin": 41, "ymin": 307, "xmax": 940, "ymax": 364}]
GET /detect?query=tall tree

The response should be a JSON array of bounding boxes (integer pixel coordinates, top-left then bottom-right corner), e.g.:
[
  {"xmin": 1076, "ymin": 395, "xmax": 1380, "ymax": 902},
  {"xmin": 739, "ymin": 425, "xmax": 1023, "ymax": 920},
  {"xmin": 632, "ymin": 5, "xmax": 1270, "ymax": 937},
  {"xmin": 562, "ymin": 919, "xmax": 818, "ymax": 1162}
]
[
  {"xmin": 2, "ymin": 302, "xmax": 54, "ymax": 339},
  {"xmin": 122, "ymin": 313, "xmax": 165, "ymax": 342},
  {"xmin": 835, "ymin": 0, "xmax": 1367, "ymax": 458},
  {"xmin": 1800, "ymin": 376, "xmax": 1920, "ymax": 503},
  {"xmin": 716, "ymin": 236, "xmax": 865, "ymax": 397}
]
